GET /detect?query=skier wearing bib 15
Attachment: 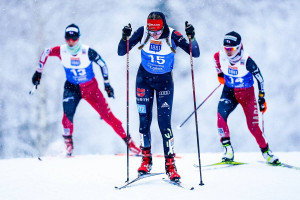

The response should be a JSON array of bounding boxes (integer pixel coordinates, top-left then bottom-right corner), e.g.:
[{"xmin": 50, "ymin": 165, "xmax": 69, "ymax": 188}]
[
  {"xmin": 214, "ymin": 31, "xmax": 279, "ymax": 164},
  {"xmin": 118, "ymin": 12, "xmax": 200, "ymax": 181},
  {"xmin": 31, "ymin": 24, "xmax": 140, "ymax": 157}
]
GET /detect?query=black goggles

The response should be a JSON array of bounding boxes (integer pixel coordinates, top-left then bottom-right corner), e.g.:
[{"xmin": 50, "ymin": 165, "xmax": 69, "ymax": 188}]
[{"xmin": 65, "ymin": 32, "xmax": 79, "ymax": 41}]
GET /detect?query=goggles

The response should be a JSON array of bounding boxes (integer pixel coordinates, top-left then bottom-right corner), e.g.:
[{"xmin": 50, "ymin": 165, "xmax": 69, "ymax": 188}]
[
  {"xmin": 148, "ymin": 29, "xmax": 163, "ymax": 37},
  {"xmin": 224, "ymin": 45, "xmax": 239, "ymax": 52},
  {"xmin": 65, "ymin": 32, "xmax": 79, "ymax": 41}
]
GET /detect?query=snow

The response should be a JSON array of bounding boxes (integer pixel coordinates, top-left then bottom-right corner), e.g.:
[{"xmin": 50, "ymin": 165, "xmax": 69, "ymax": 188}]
[{"xmin": 0, "ymin": 152, "xmax": 299, "ymax": 200}]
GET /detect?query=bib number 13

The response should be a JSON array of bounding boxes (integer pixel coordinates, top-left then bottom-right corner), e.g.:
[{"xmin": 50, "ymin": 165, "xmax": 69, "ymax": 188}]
[{"xmin": 149, "ymin": 55, "xmax": 165, "ymax": 64}]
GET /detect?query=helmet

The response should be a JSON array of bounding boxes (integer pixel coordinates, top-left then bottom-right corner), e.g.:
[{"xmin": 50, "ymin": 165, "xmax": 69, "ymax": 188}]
[
  {"xmin": 223, "ymin": 31, "xmax": 243, "ymax": 60},
  {"xmin": 223, "ymin": 31, "xmax": 241, "ymax": 47},
  {"xmin": 147, "ymin": 12, "xmax": 164, "ymax": 31},
  {"xmin": 65, "ymin": 24, "xmax": 80, "ymax": 40}
]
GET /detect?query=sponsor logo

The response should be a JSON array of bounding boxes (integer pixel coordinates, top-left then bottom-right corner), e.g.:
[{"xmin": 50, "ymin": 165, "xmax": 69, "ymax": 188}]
[
  {"xmin": 174, "ymin": 31, "xmax": 182, "ymax": 36},
  {"xmin": 70, "ymin": 57, "xmax": 81, "ymax": 66},
  {"xmin": 228, "ymin": 65, "xmax": 238, "ymax": 75},
  {"xmin": 137, "ymin": 104, "xmax": 146, "ymax": 113},
  {"xmin": 137, "ymin": 89, "xmax": 145, "ymax": 97},
  {"xmin": 220, "ymin": 98, "xmax": 231, "ymax": 104},
  {"xmin": 63, "ymin": 128, "xmax": 71, "ymax": 136},
  {"xmin": 224, "ymin": 35, "xmax": 237, "ymax": 41},
  {"xmin": 149, "ymin": 40, "xmax": 161, "ymax": 52},
  {"xmin": 158, "ymin": 90, "xmax": 170, "ymax": 96},
  {"xmin": 63, "ymin": 96, "xmax": 74, "ymax": 102},
  {"xmin": 161, "ymin": 102, "xmax": 170, "ymax": 108},
  {"xmin": 240, "ymin": 59, "xmax": 245, "ymax": 65},
  {"xmin": 218, "ymin": 128, "xmax": 225, "ymax": 137},
  {"xmin": 137, "ymin": 88, "xmax": 145, "ymax": 97},
  {"xmin": 136, "ymin": 97, "xmax": 150, "ymax": 102}
]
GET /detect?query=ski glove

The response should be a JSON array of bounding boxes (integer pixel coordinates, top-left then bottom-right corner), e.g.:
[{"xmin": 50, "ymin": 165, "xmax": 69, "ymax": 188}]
[
  {"xmin": 122, "ymin": 23, "xmax": 132, "ymax": 41},
  {"xmin": 185, "ymin": 21, "xmax": 195, "ymax": 39},
  {"xmin": 105, "ymin": 83, "xmax": 114, "ymax": 98},
  {"xmin": 218, "ymin": 72, "xmax": 225, "ymax": 85},
  {"xmin": 258, "ymin": 91, "xmax": 267, "ymax": 113},
  {"xmin": 32, "ymin": 71, "xmax": 42, "ymax": 86}
]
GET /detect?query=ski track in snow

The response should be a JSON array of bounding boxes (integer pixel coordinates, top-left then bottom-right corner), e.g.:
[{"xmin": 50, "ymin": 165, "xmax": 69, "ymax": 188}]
[{"xmin": 0, "ymin": 152, "xmax": 299, "ymax": 200}]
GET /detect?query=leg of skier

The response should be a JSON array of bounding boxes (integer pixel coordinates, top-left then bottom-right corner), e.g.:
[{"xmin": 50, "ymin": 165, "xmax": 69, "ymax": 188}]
[
  {"xmin": 136, "ymin": 74, "xmax": 154, "ymax": 175},
  {"xmin": 217, "ymin": 86, "xmax": 239, "ymax": 161},
  {"xmin": 62, "ymin": 81, "xmax": 82, "ymax": 156},
  {"xmin": 235, "ymin": 87, "xmax": 279, "ymax": 163},
  {"xmin": 80, "ymin": 78, "xmax": 140, "ymax": 154},
  {"xmin": 156, "ymin": 74, "xmax": 180, "ymax": 181}
]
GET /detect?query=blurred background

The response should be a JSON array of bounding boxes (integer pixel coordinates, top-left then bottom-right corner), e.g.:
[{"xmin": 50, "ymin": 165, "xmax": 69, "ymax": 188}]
[{"xmin": 0, "ymin": 0, "xmax": 299, "ymax": 158}]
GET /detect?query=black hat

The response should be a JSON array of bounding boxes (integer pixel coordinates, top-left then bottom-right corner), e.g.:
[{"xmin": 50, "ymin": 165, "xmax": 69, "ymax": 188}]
[
  {"xmin": 223, "ymin": 31, "xmax": 241, "ymax": 46},
  {"xmin": 65, "ymin": 24, "xmax": 80, "ymax": 40}
]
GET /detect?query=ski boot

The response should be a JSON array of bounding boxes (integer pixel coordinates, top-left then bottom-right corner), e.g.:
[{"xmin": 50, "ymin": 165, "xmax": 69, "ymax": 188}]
[
  {"xmin": 261, "ymin": 145, "xmax": 279, "ymax": 164},
  {"xmin": 63, "ymin": 135, "xmax": 73, "ymax": 157},
  {"xmin": 222, "ymin": 139, "xmax": 234, "ymax": 162},
  {"xmin": 138, "ymin": 148, "xmax": 152, "ymax": 176},
  {"xmin": 123, "ymin": 136, "xmax": 141, "ymax": 155},
  {"xmin": 165, "ymin": 156, "xmax": 181, "ymax": 182}
]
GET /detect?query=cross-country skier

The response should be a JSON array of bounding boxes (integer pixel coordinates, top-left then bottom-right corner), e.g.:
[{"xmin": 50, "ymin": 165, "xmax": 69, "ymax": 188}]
[
  {"xmin": 31, "ymin": 24, "xmax": 140, "ymax": 157},
  {"xmin": 118, "ymin": 12, "xmax": 200, "ymax": 181},
  {"xmin": 214, "ymin": 31, "xmax": 279, "ymax": 164}
]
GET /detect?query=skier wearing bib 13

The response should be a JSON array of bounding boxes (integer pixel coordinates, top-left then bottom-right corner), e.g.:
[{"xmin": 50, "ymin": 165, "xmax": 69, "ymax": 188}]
[
  {"xmin": 31, "ymin": 24, "xmax": 140, "ymax": 157},
  {"xmin": 214, "ymin": 31, "xmax": 279, "ymax": 164},
  {"xmin": 118, "ymin": 12, "xmax": 200, "ymax": 181}
]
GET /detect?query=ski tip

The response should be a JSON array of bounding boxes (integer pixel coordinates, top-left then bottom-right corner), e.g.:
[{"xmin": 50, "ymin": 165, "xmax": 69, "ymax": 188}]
[{"xmin": 190, "ymin": 187, "xmax": 195, "ymax": 190}]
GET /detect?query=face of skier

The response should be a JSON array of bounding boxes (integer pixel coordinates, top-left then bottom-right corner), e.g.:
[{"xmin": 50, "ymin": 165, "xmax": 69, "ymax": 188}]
[
  {"xmin": 65, "ymin": 37, "xmax": 79, "ymax": 47},
  {"xmin": 224, "ymin": 45, "xmax": 239, "ymax": 57},
  {"xmin": 148, "ymin": 30, "xmax": 163, "ymax": 40}
]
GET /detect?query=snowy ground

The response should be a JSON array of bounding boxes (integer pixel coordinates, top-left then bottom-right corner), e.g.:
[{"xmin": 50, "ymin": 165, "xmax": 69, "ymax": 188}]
[{"xmin": 0, "ymin": 152, "xmax": 299, "ymax": 200}]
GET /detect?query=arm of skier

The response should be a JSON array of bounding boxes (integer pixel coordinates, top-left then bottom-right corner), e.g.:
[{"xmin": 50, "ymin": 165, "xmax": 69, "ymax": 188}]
[
  {"xmin": 246, "ymin": 57, "xmax": 266, "ymax": 112},
  {"xmin": 32, "ymin": 46, "xmax": 61, "ymax": 86},
  {"xmin": 213, "ymin": 52, "xmax": 225, "ymax": 84},
  {"xmin": 117, "ymin": 26, "xmax": 144, "ymax": 56},
  {"xmin": 88, "ymin": 48, "xmax": 114, "ymax": 98}
]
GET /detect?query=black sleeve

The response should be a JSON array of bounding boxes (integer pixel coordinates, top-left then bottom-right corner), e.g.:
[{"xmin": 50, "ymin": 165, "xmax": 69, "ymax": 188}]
[
  {"xmin": 118, "ymin": 26, "xmax": 144, "ymax": 56},
  {"xmin": 246, "ymin": 57, "xmax": 264, "ymax": 92},
  {"xmin": 171, "ymin": 30, "xmax": 200, "ymax": 58},
  {"xmin": 88, "ymin": 48, "xmax": 109, "ymax": 81}
]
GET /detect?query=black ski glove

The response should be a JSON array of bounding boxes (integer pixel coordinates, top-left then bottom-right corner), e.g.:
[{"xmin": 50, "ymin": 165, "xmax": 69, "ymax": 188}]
[
  {"xmin": 32, "ymin": 71, "xmax": 42, "ymax": 86},
  {"xmin": 258, "ymin": 91, "xmax": 267, "ymax": 113},
  {"xmin": 105, "ymin": 83, "xmax": 114, "ymax": 98},
  {"xmin": 185, "ymin": 21, "xmax": 195, "ymax": 39},
  {"xmin": 122, "ymin": 23, "xmax": 132, "ymax": 41}
]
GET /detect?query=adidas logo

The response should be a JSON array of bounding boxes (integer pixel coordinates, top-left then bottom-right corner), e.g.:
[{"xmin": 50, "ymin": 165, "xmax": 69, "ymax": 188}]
[{"xmin": 161, "ymin": 102, "xmax": 169, "ymax": 108}]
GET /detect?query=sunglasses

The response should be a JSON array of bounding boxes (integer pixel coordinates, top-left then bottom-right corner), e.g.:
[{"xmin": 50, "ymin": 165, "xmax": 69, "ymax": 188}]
[
  {"xmin": 224, "ymin": 45, "xmax": 239, "ymax": 52},
  {"xmin": 148, "ymin": 29, "xmax": 163, "ymax": 37}
]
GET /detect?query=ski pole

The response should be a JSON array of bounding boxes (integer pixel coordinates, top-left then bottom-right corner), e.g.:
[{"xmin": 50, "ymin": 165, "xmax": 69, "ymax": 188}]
[
  {"xmin": 126, "ymin": 26, "xmax": 130, "ymax": 183},
  {"xmin": 262, "ymin": 112, "xmax": 265, "ymax": 137},
  {"xmin": 178, "ymin": 84, "xmax": 221, "ymax": 128},
  {"xmin": 186, "ymin": 21, "xmax": 204, "ymax": 186}
]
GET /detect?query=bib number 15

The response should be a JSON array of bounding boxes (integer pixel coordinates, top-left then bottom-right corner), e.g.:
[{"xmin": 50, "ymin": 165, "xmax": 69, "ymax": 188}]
[
  {"xmin": 149, "ymin": 55, "xmax": 165, "ymax": 64},
  {"xmin": 70, "ymin": 69, "xmax": 86, "ymax": 76}
]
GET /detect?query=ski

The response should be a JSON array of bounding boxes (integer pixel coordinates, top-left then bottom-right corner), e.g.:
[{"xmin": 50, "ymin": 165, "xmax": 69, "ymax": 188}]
[
  {"xmin": 115, "ymin": 172, "xmax": 163, "ymax": 190},
  {"xmin": 194, "ymin": 161, "xmax": 247, "ymax": 170},
  {"xmin": 162, "ymin": 178, "xmax": 195, "ymax": 190},
  {"xmin": 115, "ymin": 153, "xmax": 182, "ymax": 159},
  {"xmin": 258, "ymin": 161, "xmax": 300, "ymax": 170}
]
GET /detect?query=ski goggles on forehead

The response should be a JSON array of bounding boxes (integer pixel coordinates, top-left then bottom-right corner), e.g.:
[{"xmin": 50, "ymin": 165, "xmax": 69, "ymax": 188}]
[
  {"xmin": 224, "ymin": 45, "xmax": 239, "ymax": 52},
  {"xmin": 148, "ymin": 29, "xmax": 163, "ymax": 37}
]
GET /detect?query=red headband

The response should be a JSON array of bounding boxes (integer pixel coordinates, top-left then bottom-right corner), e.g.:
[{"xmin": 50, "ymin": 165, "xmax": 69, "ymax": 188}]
[{"xmin": 147, "ymin": 19, "xmax": 163, "ymax": 31}]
